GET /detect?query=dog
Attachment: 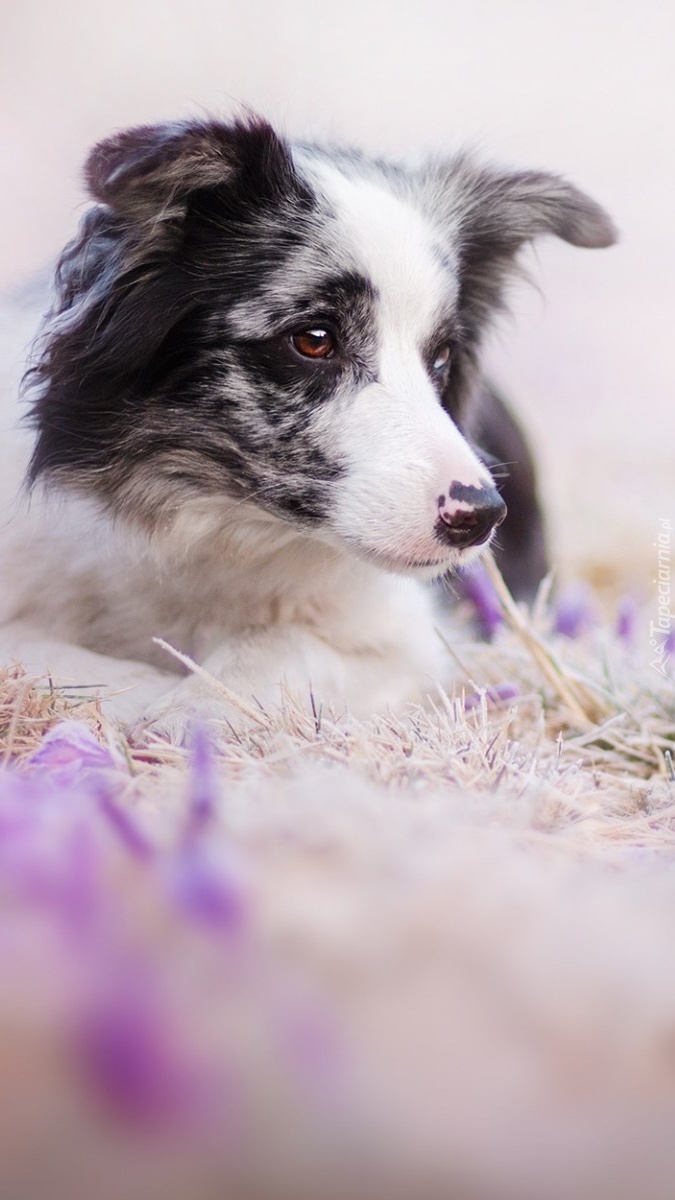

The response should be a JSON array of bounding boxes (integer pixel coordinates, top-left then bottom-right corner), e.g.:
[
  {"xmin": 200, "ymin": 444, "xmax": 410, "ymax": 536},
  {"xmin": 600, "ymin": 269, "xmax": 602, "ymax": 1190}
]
[{"xmin": 0, "ymin": 115, "xmax": 615, "ymax": 741}]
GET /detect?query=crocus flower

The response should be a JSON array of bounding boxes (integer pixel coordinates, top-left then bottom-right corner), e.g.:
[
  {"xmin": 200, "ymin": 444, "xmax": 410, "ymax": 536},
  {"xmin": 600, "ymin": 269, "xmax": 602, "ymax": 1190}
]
[
  {"xmin": 170, "ymin": 846, "xmax": 247, "ymax": 935},
  {"xmin": 183, "ymin": 725, "xmax": 220, "ymax": 842},
  {"xmin": 554, "ymin": 583, "xmax": 595, "ymax": 639},
  {"xmin": 28, "ymin": 720, "xmax": 117, "ymax": 779},
  {"xmin": 277, "ymin": 1001, "xmax": 345, "ymax": 1095},
  {"xmin": 459, "ymin": 566, "xmax": 504, "ymax": 639},
  {"xmin": 616, "ymin": 595, "xmax": 638, "ymax": 646},
  {"xmin": 74, "ymin": 983, "xmax": 208, "ymax": 1130},
  {"xmin": 98, "ymin": 789, "xmax": 153, "ymax": 861},
  {"xmin": 463, "ymin": 683, "xmax": 520, "ymax": 711}
]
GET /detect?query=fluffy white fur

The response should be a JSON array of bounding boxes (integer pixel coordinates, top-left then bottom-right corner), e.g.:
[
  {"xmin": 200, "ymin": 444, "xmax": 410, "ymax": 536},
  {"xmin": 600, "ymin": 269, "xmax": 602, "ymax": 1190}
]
[
  {"xmin": 0, "ymin": 117, "xmax": 615, "ymax": 743},
  {"xmin": 0, "ymin": 164, "xmax": 494, "ymax": 740}
]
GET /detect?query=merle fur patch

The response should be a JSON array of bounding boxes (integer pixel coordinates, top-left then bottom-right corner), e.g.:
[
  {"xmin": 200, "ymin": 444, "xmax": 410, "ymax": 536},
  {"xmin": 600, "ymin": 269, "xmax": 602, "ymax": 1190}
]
[{"xmin": 24, "ymin": 113, "xmax": 616, "ymax": 550}]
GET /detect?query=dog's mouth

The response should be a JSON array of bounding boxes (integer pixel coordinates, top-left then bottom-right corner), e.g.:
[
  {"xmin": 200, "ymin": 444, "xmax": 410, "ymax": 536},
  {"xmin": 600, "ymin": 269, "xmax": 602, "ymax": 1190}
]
[{"xmin": 345, "ymin": 538, "xmax": 484, "ymax": 579}]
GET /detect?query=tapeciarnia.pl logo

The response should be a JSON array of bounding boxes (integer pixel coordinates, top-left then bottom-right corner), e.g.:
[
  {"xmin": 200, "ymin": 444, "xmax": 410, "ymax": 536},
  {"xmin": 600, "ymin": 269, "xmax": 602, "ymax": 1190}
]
[{"xmin": 650, "ymin": 517, "xmax": 673, "ymax": 677}]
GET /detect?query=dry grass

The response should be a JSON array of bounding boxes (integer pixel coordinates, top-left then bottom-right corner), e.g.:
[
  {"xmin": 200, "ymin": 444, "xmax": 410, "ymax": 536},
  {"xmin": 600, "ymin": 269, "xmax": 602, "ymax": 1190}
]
[
  {"xmin": 2, "ymin": 554, "xmax": 673, "ymax": 856},
  {"xmin": 0, "ymin": 662, "xmax": 111, "ymax": 764},
  {"xmin": 1, "ymin": 558, "xmax": 675, "ymax": 1200}
]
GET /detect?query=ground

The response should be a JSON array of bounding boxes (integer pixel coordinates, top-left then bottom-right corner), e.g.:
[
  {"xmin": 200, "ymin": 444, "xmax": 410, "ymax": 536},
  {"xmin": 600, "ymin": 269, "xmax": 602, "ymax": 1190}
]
[{"xmin": 1, "ymin": 551, "xmax": 673, "ymax": 1199}]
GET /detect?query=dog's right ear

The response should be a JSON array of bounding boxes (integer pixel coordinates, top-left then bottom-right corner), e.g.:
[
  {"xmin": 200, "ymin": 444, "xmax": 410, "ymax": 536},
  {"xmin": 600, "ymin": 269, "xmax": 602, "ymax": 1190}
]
[
  {"xmin": 25, "ymin": 116, "xmax": 304, "ymax": 492},
  {"xmin": 85, "ymin": 116, "xmax": 298, "ymax": 218}
]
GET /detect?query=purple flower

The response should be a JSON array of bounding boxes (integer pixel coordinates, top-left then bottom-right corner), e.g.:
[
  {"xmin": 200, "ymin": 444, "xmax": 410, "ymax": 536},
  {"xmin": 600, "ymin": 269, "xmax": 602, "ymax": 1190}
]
[
  {"xmin": 616, "ymin": 594, "xmax": 638, "ymax": 646},
  {"xmin": 459, "ymin": 566, "xmax": 503, "ymax": 639},
  {"xmin": 183, "ymin": 725, "xmax": 220, "ymax": 843},
  {"xmin": 170, "ymin": 847, "xmax": 247, "ymax": 936},
  {"xmin": 554, "ymin": 583, "xmax": 595, "ymax": 638},
  {"xmin": 28, "ymin": 721, "xmax": 117, "ymax": 779},
  {"xmin": 278, "ymin": 1002, "xmax": 344, "ymax": 1095},
  {"xmin": 98, "ymin": 790, "xmax": 153, "ymax": 861},
  {"xmin": 47, "ymin": 824, "xmax": 103, "ymax": 937},
  {"xmin": 463, "ymin": 683, "xmax": 520, "ymax": 711},
  {"xmin": 0, "ymin": 807, "xmax": 103, "ymax": 942},
  {"xmin": 74, "ymin": 984, "xmax": 206, "ymax": 1130}
]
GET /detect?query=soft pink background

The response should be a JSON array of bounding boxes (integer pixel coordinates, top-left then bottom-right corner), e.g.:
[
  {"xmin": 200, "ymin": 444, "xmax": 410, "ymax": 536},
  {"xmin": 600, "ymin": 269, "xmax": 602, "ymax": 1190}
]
[{"xmin": 2, "ymin": 0, "xmax": 673, "ymax": 589}]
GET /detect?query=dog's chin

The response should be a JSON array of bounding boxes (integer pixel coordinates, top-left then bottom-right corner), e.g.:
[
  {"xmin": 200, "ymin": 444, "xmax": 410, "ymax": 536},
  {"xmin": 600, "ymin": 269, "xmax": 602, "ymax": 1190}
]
[{"xmin": 346, "ymin": 539, "xmax": 489, "ymax": 582}]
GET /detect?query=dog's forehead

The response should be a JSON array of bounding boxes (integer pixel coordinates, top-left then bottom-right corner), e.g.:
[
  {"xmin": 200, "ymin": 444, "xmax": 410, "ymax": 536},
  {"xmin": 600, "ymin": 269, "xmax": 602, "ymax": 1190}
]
[
  {"xmin": 224, "ymin": 153, "xmax": 459, "ymax": 342},
  {"xmin": 302, "ymin": 157, "xmax": 458, "ymax": 334}
]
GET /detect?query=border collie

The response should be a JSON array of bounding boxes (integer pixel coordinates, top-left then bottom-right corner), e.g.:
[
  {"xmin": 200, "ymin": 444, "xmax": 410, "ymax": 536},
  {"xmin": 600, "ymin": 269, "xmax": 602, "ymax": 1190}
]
[{"xmin": 0, "ymin": 116, "xmax": 615, "ymax": 740}]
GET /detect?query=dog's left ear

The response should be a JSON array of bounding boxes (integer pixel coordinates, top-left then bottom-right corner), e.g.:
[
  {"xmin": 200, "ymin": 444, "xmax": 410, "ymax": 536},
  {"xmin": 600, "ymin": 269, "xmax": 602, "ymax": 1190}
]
[
  {"xmin": 451, "ymin": 159, "xmax": 617, "ymax": 252},
  {"xmin": 418, "ymin": 156, "xmax": 617, "ymax": 428},
  {"xmin": 421, "ymin": 155, "xmax": 617, "ymax": 332}
]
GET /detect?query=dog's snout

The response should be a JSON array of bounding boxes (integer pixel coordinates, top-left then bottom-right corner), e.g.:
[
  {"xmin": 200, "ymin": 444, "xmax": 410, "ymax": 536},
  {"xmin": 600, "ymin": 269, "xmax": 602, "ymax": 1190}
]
[{"xmin": 436, "ymin": 484, "xmax": 507, "ymax": 550}]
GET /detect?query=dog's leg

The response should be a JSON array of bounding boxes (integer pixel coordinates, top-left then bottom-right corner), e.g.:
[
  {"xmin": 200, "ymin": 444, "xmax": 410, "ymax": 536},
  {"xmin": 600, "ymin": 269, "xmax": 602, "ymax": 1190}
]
[
  {"xmin": 471, "ymin": 383, "xmax": 549, "ymax": 600},
  {"xmin": 134, "ymin": 615, "xmax": 442, "ymax": 745},
  {"xmin": 0, "ymin": 620, "xmax": 176, "ymax": 724}
]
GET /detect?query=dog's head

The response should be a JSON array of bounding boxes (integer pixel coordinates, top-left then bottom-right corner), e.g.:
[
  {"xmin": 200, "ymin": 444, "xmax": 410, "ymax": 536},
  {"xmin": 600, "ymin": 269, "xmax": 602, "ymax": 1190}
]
[{"xmin": 26, "ymin": 116, "xmax": 615, "ymax": 577}]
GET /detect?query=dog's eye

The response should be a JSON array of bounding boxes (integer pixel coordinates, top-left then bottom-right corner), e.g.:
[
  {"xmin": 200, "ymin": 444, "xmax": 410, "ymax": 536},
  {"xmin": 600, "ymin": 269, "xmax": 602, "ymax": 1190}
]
[
  {"xmin": 290, "ymin": 328, "xmax": 335, "ymax": 360},
  {"xmin": 431, "ymin": 343, "xmax": 451, "ymax": 372}
]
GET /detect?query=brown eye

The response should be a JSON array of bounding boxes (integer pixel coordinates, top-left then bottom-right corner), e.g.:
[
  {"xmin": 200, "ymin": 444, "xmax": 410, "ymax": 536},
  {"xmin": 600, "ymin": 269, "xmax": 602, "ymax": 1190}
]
[
  {"xmin": 290, "ymin": 328, "xmax": 335, "ymax": 359},
  {"xmin": 432, "ymin": 343, "xmax": 451, "ymax": 372}
]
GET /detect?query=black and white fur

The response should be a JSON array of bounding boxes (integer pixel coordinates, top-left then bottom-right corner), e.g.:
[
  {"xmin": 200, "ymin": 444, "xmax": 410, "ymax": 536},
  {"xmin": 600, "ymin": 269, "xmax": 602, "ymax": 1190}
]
[{"xmin": 0, "ymin": 116, "xmax": 615, "ymax": 739}]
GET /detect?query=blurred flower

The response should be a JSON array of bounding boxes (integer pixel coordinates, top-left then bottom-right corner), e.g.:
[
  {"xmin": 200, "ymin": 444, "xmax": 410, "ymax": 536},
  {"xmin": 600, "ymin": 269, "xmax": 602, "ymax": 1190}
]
[
  {"xmin": 74, "ymin": 983, "xmax": 210, "ymax": 1130},
  {"xmin": 616, "ymin": 594, "xmax": 638, "ymax": 646},
  {"xmin": 278, "ymin": 1001, "xmax": 344, "ymax": 1096},
  {"xmin": 553, "ymin": 583, "xmax": 596, "ymax": 638},
  {"xmin": 183, "ymin": 725, "xmax": 219, "ymax": 842},
  {"xmin": 459, "ymin": 565, "xmax": 503, "ymax": 639},
  {"xmin": 98, "ymin": 790, "xmax": 153, "ymax": 861},
  {"xmin": 27, "ymin": 720, "xmax": 117, "ymax": 779},
  {"xmin": 169, "ymin": 728, "xmax": 248, "ymax": 935},
  {"xmin": 169, "ymin": 846, "xmax": 247, "ymax": 935},
  {"xmin": 463, "ymin": 683, "xmax": 520, "ymax": 711}
]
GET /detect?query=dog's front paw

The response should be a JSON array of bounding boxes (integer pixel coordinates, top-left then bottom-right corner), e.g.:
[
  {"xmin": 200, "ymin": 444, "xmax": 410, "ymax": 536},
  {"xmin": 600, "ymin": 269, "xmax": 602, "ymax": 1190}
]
[{"xmin": 128, "ymin": 680, "xmax": 257, "ymax": 747}]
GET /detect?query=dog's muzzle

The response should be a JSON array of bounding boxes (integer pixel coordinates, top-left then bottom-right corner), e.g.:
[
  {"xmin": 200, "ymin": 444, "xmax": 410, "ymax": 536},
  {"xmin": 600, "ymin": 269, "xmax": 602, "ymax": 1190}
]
[{"xmin": 435, "ymin": 484, "xmax": 507, "ymax": 550}]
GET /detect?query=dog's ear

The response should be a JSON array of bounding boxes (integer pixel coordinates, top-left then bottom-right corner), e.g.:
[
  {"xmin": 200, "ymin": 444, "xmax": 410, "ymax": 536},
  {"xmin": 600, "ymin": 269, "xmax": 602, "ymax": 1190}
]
[
  {"xmin": 85, "ymin": 116, "xmax": 298, "ymax": 218},
  {"xmin": 451, "ymin": 159, "xmax": 617, "ymax": 253},
  {"xmin": 423, "ymin": 155, "xmax": 617, "ymax": 333},
  {"xmin": 469, "ymin": 164, "xmax": 615, "ymax": 325},
  {"xmin": 420, "ymin": 156, "xmax": 616, "ymax": 429}
]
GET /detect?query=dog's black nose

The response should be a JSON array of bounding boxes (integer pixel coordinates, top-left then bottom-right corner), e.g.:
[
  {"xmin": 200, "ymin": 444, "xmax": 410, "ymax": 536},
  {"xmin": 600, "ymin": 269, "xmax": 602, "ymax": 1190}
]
[{"xmin": 436, "ymin": 486, "xmax": 507, "ymax": 549}]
